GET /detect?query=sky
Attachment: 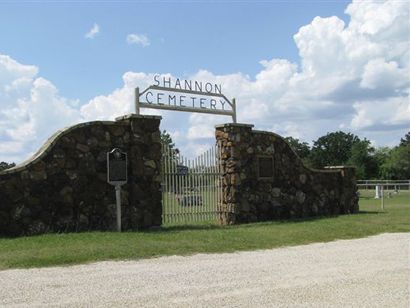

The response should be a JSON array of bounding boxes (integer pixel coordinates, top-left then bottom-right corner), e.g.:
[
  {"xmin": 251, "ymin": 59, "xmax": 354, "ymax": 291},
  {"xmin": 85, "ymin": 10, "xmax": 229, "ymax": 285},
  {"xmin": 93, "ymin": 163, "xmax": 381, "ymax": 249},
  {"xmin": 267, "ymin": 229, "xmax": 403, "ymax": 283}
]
[{"xmin": 0, "ymin": 0, "xmax": 409, "ymax": 163}]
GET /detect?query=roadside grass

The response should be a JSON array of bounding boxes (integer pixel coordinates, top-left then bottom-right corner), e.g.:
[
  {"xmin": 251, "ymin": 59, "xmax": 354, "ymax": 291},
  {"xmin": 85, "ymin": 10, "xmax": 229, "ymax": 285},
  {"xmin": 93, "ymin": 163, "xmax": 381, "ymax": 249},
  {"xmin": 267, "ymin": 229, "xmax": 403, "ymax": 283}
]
[{"xmin": 0, "ymin": 190, "xmax": 408, "ymax": 270}]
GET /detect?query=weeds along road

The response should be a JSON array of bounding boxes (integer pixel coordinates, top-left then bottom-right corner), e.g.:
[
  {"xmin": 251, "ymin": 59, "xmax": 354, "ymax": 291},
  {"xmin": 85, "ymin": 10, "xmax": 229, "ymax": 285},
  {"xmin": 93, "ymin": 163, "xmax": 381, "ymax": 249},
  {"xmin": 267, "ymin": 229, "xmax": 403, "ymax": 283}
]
[{"xmin": 0, "ymin": 233, "xmax": 409, "ymax": 307}]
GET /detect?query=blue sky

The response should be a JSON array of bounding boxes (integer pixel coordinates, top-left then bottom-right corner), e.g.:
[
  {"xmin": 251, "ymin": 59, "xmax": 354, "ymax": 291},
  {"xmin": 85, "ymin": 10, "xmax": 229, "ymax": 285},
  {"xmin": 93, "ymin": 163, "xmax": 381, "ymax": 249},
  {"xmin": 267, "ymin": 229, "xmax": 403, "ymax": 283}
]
[
  {"xmin": 0, "ymin": 0, "xmax": 409, "ymax": 163},
  {"xmin": 0, "ymin": 0, "xmax": 350, "ymax": 101}
]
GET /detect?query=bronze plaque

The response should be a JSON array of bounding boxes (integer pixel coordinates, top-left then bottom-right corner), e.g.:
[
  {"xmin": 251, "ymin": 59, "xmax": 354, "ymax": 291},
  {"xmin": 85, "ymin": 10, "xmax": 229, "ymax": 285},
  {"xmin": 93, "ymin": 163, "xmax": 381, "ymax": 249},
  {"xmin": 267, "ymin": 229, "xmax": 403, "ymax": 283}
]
[{"xmin": 258, "ymin": 157, "xmax": 273, "ymax": 178}]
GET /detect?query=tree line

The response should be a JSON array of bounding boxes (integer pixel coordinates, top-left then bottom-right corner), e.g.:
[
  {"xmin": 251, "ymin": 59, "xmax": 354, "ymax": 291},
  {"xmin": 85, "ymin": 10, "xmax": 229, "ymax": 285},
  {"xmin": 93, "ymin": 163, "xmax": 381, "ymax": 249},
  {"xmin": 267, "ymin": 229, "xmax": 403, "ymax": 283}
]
[
  {"xmin": 285, "ymin": 131, "xmax": 410, "ymax": 180},
  {"xmin": 1, "ymin": 131, "xmax": 409, "ymax": 180}
]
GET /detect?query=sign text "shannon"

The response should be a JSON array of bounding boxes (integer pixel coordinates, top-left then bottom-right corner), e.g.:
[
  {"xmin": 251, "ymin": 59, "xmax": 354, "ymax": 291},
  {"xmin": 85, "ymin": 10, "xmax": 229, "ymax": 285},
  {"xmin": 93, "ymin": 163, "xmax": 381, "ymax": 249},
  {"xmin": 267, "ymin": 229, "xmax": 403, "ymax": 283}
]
[{"xmin": 154, "ymin": 75, "xmax": 222, "ymax": 95}]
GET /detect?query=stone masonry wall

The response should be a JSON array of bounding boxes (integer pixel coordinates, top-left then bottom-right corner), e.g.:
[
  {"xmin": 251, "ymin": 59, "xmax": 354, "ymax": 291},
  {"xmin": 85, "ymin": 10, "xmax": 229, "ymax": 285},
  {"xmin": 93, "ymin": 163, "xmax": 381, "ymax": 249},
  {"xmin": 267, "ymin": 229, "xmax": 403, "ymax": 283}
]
[
  {"xmin": 0, "ymin": 114, "xmax": 162, "ymax": 236},
  {"xmin": 216, "ymin": 123, "xmax": 358, "ymax": 225}
]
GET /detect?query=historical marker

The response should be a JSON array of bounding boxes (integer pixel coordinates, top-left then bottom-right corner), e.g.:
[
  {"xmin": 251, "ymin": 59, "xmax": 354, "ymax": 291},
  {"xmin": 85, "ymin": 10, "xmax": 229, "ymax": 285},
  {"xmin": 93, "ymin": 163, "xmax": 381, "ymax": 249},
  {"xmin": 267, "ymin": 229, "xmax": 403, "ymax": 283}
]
[
  {"xmin": 107, "ymin": 148, "xmax": 127, "ymax": 232},
  {"xmin": 258, "ymin": 156, "xmax": 274, "ymax": 179},
  {"xmin": 107, "ymin": 148, "xmax": 127, "ymax": 185}
]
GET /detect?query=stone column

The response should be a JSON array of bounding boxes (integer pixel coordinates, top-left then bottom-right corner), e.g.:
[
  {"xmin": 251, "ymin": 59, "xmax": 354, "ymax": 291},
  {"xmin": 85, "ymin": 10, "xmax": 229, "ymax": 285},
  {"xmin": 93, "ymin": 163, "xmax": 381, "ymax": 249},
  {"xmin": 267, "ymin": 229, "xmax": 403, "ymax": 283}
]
[
  {"xmin": 339, "ymin": 166, "xmax": 359, "ymax": 213},
  {"xmin": 215, "ymin": 123, "xmax": 254, "ymax": 225},
  {"xmin": 324, "ymin": 166, "xmax": 358, "ymax": 214},
  {"xmin": 115, "ymin": 114, "xmax": 163, "ymax": 228}
]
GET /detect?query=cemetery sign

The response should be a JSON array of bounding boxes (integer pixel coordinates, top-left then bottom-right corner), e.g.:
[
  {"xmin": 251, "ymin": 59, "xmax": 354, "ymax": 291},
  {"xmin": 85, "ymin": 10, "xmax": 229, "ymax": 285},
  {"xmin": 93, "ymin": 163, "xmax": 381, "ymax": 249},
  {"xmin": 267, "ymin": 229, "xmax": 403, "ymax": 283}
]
[{"xmin": 135, "ymin": 75, "xmax": 237, "ymax": 123}]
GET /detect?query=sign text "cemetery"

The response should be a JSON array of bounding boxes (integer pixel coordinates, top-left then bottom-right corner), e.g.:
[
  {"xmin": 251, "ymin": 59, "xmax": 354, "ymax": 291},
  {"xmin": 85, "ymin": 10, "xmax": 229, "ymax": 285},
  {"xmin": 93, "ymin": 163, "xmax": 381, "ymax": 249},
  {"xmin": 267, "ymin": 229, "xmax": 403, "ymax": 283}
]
[{"xmin": 135, "ymin": 75, "xmax": 237, "ymax": 123}]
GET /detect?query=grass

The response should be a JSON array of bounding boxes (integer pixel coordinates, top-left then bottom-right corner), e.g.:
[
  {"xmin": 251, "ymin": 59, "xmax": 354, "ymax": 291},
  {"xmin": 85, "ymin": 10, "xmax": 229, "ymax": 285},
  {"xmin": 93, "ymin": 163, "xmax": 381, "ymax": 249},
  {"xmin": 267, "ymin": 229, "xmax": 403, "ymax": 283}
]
[
  {"xmin": 162, "ymin": 188, "xmax": 219, "ymax": 224},
  {"xmin": 0, "ymin": 190, "xmax": 408, "ymax": 270}
]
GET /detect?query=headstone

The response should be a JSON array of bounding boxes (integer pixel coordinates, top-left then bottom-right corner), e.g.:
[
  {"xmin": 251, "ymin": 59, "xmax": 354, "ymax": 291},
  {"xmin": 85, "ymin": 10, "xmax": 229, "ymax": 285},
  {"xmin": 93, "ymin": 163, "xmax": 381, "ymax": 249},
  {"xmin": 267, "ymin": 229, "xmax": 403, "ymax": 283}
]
[
  {"xmin": 177, "ymin": 165, "xmax": 188, "ymax": 176},
  {"xmin": 180, "ymin": 195, "xmax": 203, "ymax": 206},
  {"xmin": 375, "ymin": 185, "xmax": 381, "ymax": 199}
]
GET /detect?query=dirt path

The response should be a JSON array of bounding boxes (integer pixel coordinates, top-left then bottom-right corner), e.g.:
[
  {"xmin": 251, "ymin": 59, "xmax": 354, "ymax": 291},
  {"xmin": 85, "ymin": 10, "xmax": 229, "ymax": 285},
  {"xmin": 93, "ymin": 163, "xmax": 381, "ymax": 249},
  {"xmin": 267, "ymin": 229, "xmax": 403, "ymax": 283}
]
[{"xmin": 1, "ymin": 233, "xmax": 409, "ymax": 307}]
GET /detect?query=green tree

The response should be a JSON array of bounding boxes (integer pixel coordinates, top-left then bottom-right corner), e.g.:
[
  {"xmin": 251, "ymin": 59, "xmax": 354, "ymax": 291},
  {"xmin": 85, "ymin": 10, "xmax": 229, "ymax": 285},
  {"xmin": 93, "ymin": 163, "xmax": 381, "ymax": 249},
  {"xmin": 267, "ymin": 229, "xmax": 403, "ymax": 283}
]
[
  {"xmin": 346, "ymin": 140, "xmax": 375, "ymax": 179},
  {"xmin": 380, "ymin": 145, "xmax": 410, "ymax": 180},
  {"xmin": 371, "ymin": 147, "xmax": 392, "ymax": 179},
  {"xmin": 399, "ymin": 131, "xmax": 410, "ymax": 146},
  {"xmin": 284, "ymin": 136, "xmax": 311, "ymax": 160},
  {"xmin": 0, "ymin": 161, "xmax": 15, "ymax": 172},
  {"xmin": 161, "ymin": 130, "xmax": 179, "ymax": 156},
  {"xmin": 161, "ymin": 130, "xmax": 176, "ymax": 150},
  {"xmin": 308, "ymin": 131, "xmax": 379, "ymax": 179},
  {"xmin": 161, "ymin": 129, "xmax": 181, "ymax": 166},
  {"xmin": 309, "ymin": 131, "xmax": 361, "ymax": 168}
]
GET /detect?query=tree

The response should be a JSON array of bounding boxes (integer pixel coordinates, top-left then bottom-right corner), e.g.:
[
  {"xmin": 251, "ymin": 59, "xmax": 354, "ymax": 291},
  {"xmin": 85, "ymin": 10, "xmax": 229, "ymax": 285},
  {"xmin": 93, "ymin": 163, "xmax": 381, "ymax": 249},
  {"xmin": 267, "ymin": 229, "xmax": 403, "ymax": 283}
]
[
  {"xmin": 0, "ymin": 161, "xmax": 16, "ymax": 172},
  {"xmin": 309, "ymin": 131, "xmax": 361, "ymax": 168},
  {"xmin": 161, "ymin": 130, "xmax": 179, "ymax": 156},
  {"xmin": 399, "ymin": 131, "xmax": 410, "ymax": 146},
  {"xmin": 380, "ymin": 144, "xmax": 410, "ymax": 180},
  {"xmin": 346, "ymin": 140, "xmax": 375, "ymax": 179},
  {"xmin": 308, "ymin": 131, "xmax": 379, "ymax": 179},
  {"xmin": 284, "ymin": 136, "xmax": 311, "ymax": 160},
  {"xmin": 161, "ymin": 129, "xmax": 180, "ymax": 165},
  {"xmin": 371, "ymin": 147, "xmax": 392, "ymax": 179}
]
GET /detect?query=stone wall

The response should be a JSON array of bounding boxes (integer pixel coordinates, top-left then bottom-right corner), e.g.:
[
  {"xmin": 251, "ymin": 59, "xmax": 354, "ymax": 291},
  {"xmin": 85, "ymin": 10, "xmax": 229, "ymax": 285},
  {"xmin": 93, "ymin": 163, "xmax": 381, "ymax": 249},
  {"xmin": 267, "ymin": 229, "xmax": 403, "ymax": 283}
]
[
  {"xmin": 216, "ymin": 123, "xmax": 358, "ymax": 225},
  {"xmin": 0, "ymin": 114, "xmax": 162, "ymax": 236}
]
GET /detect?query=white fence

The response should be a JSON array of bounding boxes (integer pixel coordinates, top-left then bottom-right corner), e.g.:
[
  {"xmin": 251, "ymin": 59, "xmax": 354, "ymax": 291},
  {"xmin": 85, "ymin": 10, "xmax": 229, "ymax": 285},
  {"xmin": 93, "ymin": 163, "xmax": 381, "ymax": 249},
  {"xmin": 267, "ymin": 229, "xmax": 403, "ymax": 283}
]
[
  {"xmin": 161, "ymin": 143, "xmax": 222, "ymax": 225},
  {"xmin": 357, "ymin": 180, "xmax": 410, "ymax": 191},
  {"xmin": 357, "ymin": 180, "xmax": 410, "ymax": 203}
]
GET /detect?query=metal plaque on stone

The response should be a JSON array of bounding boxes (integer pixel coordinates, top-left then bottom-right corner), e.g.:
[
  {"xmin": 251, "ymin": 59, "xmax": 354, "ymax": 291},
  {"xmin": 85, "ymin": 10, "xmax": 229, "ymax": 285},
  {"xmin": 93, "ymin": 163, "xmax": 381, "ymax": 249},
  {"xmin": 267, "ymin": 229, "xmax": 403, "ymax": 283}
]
[
  {"xmin": 258, "ymin": 156, "xmax": 274, "ymax": 179},
  {"xmin": 107, "ymin": 148, "xmax": 127, "ymax": 185}
]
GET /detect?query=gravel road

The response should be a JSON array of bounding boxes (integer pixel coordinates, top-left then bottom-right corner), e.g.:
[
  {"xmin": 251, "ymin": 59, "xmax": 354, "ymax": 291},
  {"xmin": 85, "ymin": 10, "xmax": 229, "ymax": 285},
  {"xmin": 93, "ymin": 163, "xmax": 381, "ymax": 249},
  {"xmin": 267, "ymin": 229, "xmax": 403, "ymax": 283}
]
[{"xmin": 1, "ymin": 233, "xmax": 409, "ymax": 307}]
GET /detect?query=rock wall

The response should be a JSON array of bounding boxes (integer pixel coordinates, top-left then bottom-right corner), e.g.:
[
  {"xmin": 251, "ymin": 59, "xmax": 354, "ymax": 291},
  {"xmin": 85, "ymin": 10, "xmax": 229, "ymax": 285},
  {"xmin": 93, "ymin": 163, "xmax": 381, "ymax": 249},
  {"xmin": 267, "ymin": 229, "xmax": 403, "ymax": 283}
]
[
  {"xmin": 215, "ymin": 123, "xmax": 358, "ymax": 225},
  {"xmin": 0, "ymin": 114, "xmax": 162, "ymax": 236}
]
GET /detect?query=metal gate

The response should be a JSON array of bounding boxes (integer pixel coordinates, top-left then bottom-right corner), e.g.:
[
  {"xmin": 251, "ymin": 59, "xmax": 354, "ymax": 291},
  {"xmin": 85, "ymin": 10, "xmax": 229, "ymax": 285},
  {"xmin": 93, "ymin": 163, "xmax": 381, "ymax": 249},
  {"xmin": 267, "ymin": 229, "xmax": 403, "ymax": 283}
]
[{"xmin": 161, "ymin": 143, "xmax": 222, "ymax": 225}]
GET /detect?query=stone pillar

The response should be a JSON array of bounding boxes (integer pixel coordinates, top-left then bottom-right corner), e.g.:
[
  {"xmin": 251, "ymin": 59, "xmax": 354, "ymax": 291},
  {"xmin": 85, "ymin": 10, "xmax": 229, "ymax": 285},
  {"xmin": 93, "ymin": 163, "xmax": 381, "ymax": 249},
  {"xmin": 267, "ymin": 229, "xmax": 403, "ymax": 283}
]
[
  {"xmin": 339, "ymin": 166, "xmax": 359, "ymax": 213},
  {"xmin": 115, "ymin": 114, "xmax": 163, "ymax": 228},
  {"xmin": 325, "ymin": 166, "xmax": 358, "ymax": 214},
  {"xmin": 215, "ymin": 123, "xmax": 254, "ymax": 225}
]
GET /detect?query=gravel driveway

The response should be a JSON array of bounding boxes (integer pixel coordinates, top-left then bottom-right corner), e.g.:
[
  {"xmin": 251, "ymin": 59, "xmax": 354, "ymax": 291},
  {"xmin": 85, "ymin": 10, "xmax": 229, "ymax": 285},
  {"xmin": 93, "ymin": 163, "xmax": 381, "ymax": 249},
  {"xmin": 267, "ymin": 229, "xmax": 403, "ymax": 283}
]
[{"xmin": 1, "ymin": 233, "xmax": 409, "ymax": 307}]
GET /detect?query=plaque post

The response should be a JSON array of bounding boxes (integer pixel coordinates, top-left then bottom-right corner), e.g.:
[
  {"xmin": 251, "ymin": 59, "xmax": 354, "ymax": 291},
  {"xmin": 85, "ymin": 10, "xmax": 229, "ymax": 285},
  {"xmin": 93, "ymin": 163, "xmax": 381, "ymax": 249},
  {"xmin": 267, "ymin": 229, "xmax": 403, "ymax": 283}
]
[{"xmin": 115, "ymin": 185, "xmax": 122, "ymax": 232}]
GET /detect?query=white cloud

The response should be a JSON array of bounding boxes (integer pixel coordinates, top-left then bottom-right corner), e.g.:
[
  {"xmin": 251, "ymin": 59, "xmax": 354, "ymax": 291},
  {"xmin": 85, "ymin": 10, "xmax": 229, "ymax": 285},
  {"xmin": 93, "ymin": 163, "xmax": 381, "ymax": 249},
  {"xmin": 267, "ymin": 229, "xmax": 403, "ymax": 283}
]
[
  {"xmin": 126, "ymin": 33, "xmax": 150, "ymax": 47},
  {"xmin": 351, "ymin": 96, "xmax": 410, "ymax": 131},
  {"xmin": 360, "ymin": 58, "xmax": 409, "ymax": 90},
  {"xmin": 85, "ymin": 23, "xmax": 99, "ymax": 39},
  {"xmin": 0, "ymin": 54, "xmax": 37, "ymax": 87},
  {"xmin": 0, "ymin": 56, "xmax": 81, "ymax": 163},
  {"xmin": 1, "ymin": 0, "xmax": 409, "ymax": 163}
]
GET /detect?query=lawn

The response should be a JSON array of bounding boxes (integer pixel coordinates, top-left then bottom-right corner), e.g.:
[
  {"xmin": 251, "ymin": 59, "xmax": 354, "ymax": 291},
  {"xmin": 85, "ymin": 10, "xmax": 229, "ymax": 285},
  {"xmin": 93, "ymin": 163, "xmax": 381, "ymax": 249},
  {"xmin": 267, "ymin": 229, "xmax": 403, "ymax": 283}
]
[
  {"xmin": 0, "ymin": 190, "xmax": 408, "ymax": 270},
  {"xmin": 162, "ymin": 188, "xmax": 220, "ymax": 224}
]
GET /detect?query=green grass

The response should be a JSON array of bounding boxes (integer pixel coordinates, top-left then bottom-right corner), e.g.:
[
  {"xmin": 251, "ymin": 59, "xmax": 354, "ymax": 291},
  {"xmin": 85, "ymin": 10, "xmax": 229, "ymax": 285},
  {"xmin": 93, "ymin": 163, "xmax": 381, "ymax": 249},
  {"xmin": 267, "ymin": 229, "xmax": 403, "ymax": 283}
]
[
  {"xmin": 0, "ymin": 190, "xmax": 408, "ymax": 270},
  {"xmin": 162, "ymin": 188, "xmax": 219, "ymax": 225}
]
